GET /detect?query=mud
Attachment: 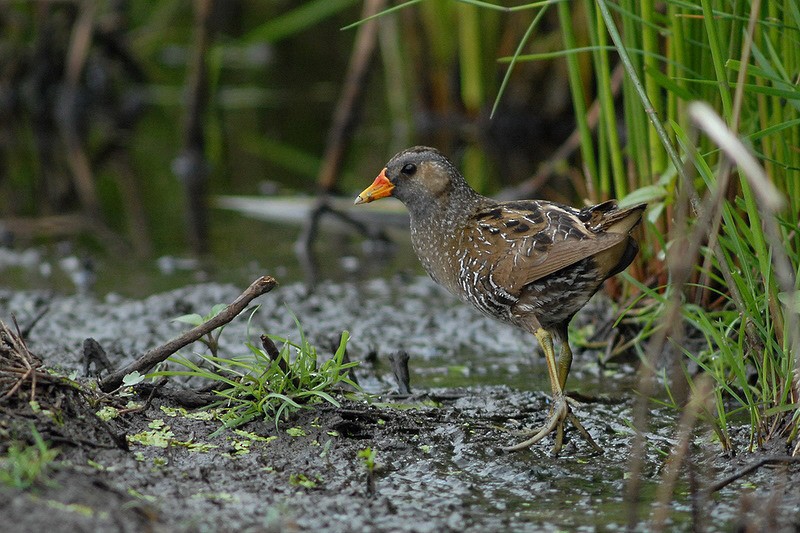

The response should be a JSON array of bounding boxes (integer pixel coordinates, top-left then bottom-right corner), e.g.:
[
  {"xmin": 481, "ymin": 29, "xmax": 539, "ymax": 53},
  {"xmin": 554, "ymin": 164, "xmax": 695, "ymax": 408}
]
[{"xmin": 2, "ymin": 276, "xmax": 799, "ymax": 532}]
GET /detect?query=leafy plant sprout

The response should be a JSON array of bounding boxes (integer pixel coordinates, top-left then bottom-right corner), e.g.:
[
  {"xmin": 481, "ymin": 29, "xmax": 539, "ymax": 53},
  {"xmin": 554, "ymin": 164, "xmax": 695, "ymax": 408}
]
[
  {"xmin": 358, "ymin": 447, "xmax": 377, "ymax": 496},
  {"xmin": 172, "ymin": 303, "xmax": 230, "ymax": 359},
  {"xmin": 152, "ymin": 306, "xmax": 361, "ymax": 436}
]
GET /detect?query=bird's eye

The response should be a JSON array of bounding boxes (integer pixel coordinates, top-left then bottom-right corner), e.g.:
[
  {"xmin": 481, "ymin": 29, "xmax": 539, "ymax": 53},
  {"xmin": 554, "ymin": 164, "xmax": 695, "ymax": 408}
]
[{"xmin": 401, "ymin": 163, "xmax": 417, "ymax": 176}]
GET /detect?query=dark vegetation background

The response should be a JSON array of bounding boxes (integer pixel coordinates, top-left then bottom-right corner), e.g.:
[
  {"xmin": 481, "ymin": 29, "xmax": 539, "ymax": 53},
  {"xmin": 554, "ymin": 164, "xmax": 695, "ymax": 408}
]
[{"xmin": 0, "ymin": 1, "xmax": 580, "ymax": 261}]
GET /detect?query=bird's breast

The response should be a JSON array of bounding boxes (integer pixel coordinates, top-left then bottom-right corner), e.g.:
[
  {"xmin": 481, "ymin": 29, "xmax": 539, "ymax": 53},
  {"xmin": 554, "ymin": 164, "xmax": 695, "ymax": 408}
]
[
  {"xmin": 409, "ymin": 223, "xmax": 462, "ymax": 295},
  {"xmin": 453, "ymin": 248, "xmax": 519, "ymax": 322}
]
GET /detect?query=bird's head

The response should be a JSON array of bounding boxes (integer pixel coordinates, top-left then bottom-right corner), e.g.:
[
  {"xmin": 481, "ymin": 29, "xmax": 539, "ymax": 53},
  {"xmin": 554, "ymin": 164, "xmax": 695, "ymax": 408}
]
[{"xmin": 354, "ymin": 146, "xmax": 465, "ymax": 209}]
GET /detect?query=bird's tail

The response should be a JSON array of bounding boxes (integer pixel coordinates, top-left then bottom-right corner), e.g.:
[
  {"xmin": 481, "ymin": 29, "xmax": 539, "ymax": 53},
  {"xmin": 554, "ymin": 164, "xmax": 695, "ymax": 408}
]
[{"xmin": 589, "ymin": 202, "xmax": 647, "ymax": 235}]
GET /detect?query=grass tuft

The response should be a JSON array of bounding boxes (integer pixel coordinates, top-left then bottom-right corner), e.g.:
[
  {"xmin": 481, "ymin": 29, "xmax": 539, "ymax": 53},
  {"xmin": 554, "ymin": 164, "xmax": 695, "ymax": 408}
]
[
  {"xmin": 153, "ymin": 308, "xmax": 360, "ymax": 436},
  {"xmin": 0, "ymin": 425, "xmax": 60, "ymax": 490}
]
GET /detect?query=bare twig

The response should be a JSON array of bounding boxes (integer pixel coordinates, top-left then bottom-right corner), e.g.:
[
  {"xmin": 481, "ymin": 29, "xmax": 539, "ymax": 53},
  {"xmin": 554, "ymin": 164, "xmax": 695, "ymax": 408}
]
[
  {"xmin": 706, "ymin": 456, "xmax": 800, "ymax": 494},
  {"xmin": 98, "ymin": 276, "xmax": 278, "ymax": 392},
  {"xmin": 296, "ymin": 199, "xmax": 390, "ymax": 289},
  {"xmin": 318, "ymin": 0, "xmax": 386, "ymax": 192},
  {"xmin": 174, "ymin": 0, "xmax": 216, "ymax": 256},
  {"xmin": 261, "ymin": 334, "xmax": 301, "ymax": 389},
  {"xmin": 1, "ymin": 318, "xmax": 43, "ymax": 402},
  {"xmin": 131, "ymin": 379, "xmax": 222, "ymax": 408},
  {"xmin": 388, "ymin": 351, "xmax": 411, "ymax": 395},
  {"xmin": 501, "ymin": 63, "xmax": 625, "ymax": 201},
  {"xmin": 261, "ymin": 334, "xmax": 289, "ymax": 374},
  {"xmin": 625, "ymin": 121, "xmax": 704, "ymax": 528},
  {"xmin": 117, "ymin": 377, "xmax": 169, "ymax": 415},
  {"xmin": 17, "ymin": 305, "xmax": 50, "ymax": 339},
  {"xmin": 83, "ymin": 338, "xmax": 114, "ymax": 376},
  {"xmin": 651, "ymin": 376, "xmax": 713, "ymax": 531},
  {"xmin": 61, "ymin": 0, "xmax": 101, "ymax": 218}
]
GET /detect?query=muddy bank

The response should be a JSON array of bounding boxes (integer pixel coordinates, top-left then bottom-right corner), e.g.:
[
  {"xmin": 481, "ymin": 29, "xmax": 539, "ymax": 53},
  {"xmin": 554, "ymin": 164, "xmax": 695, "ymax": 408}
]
[{"xmin": 1, "ymin": 277, "xmax": 799, "ymax": 532}]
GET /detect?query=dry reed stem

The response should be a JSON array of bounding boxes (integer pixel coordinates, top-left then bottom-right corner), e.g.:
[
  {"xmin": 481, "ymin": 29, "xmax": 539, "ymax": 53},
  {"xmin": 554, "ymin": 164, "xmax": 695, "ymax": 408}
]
[{"xmin": 650, "ymin": 375, "xmax": 714, "ymax": 531}]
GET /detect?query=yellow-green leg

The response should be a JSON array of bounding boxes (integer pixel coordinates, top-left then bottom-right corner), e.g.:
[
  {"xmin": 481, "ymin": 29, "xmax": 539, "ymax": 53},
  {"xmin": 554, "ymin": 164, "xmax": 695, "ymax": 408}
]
[
  {"xmin": 503, "ymin": 326, "xmax": 601, "ymax": 454},
  {"xmin": 556, "ymin": 327, "xmax": 572, "ymax": 390},
  {"xmin": 556, "ymin": 336, "xmax": 600, "ymax": 452}
]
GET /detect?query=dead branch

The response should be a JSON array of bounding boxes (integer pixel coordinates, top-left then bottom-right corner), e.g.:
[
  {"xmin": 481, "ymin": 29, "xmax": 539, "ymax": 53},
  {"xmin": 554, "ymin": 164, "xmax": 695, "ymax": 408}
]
[
  {"xmin": 0, "ymin": 318, "xmax": 44, "ymax": 402},
  {"xmin": 61, "ymin": 0, "xmax": 102, "ymax": 218},
  {"xmin": 706, "ymin": 456, "xmax": 800, "ymax": 494},
  {"xmin": 173, "ymin": 0, "xmax": 216, "ymax": 256},
  {"xmin": 317, "ymin": 0, "xmax": 386, "ymax": 192},
  {"xmin": 132, "ymin": 382, "xmax": 219, "ymax": 408},
  {"xmin": 499, "ymin": 63, "xmax": 625, "ymax": 201},
  {"xmin": 98, "ymin": 275, "xmax": 278, "ymax": 392}
]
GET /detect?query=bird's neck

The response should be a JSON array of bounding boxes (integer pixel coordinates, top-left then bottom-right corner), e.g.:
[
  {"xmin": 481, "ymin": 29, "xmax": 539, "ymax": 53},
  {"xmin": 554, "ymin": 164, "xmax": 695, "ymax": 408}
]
[
  {"xmin": 407, "ymin": 185, "xmax": 487, "ymax": 293},
  {"xmin": 407, "ymin": 184, "xmax": 486, "ymax": 233}
]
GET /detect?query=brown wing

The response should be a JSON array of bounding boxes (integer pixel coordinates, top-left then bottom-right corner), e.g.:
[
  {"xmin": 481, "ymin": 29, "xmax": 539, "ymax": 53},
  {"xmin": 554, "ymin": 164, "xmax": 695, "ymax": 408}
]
[{"xmin": 460, "ymin": 202, "xmax": 627, "ymax": 297}]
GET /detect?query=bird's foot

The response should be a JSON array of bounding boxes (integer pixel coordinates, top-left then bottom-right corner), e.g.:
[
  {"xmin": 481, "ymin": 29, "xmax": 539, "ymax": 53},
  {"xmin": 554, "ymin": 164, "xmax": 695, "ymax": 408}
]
[{"xmin": 502, "ymin": 394, "xmax": 602, "ymax": 455}]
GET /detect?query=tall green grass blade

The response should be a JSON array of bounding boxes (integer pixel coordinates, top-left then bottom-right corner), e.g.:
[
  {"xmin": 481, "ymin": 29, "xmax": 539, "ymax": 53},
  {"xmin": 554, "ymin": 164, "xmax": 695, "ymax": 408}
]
[
  {"xmin": 490, "ymin": 3, "xmax": 550, "ymax": 119},
  {"xmin": 246, "ymin": 0, "xmax": 360, "ymax": 42},
  {"xmin": 341, "ymin": 0, "xmax": 422, "ymax": 30},
  {"xmin": 556, "ymin": 1, "xmax": 597, "ymax": 185}
]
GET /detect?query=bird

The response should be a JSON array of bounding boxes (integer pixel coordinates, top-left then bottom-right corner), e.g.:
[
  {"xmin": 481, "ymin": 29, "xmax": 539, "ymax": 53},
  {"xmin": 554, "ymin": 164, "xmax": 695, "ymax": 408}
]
[{"xmin": 354, "ymin": 146, "xmax": 646, "ymax": 454}]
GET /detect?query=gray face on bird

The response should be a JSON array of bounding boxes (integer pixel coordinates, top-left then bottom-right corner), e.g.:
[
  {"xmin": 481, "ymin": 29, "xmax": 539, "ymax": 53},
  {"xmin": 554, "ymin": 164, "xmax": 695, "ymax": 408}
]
[{"xmin": 355, "ymin": 146, "xmax": 471, "ymax": 218}]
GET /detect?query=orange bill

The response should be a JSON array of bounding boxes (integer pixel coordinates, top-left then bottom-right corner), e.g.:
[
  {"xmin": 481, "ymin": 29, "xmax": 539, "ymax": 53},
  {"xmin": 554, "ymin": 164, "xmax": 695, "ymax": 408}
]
[{"xmin": 354, "ymin": 169, "xmax": 395, "ymax": 205}]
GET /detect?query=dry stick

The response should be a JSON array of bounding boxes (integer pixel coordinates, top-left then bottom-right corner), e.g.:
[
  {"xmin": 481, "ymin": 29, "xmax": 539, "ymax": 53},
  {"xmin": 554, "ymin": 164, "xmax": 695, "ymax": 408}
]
[
  {"xmin": 175, "ymin": 0, "xmax": 215, "ymax": 256},
  {"xmin": 99, "ymin": 276, "xmax": 277, "ymax": 392},
  {"xmin": 109, "ymin": 157, "xmax": 154, "ymax": 257},
  {"xmin": 706, "ymin": 456, "xmax": 800, "ymax": 494},
  {"xmin": 261, "ymin": 334, "xmax": 302, "ymax": 389},
  {"xmin": 388, "ymin": 351, "xmax": 411, "ymax": 395},
  {"xmin": 116, "ymin": 377, "xmax": 168, "ymax": 417},
  {"xmin": 317, "ymin": 0, "xmax": 386, "ymax": 192},
  {"xmin": 1, "ymin": 318, "xmax": 39, "ymax": 401},
  {"xmin": 625, "ymin": 100, "xmax": 765, "ymax": 528},
  {"xmin": 261, "ymin": 334, "xmax": 290, "ymax": 375},
  {"xmin": 61, "ymin": 0, "xmax": 101, "ymax": 218},
  {"xmin": 623, "ymin": 105, "xmax": 741, "ymax": 524},
  {"xmin": 2, "ymin": 367, "xmax": 33, "ymax": 401},
  {"xmin": 298, "ymin": 0, "xmax": 386, "ymax": 280},
  {"xmin": 651, "ymin": 376, "xmax": 713, "ymax": 532},
  {"xmin": 504, "ymin": 63, "xmax": 625, "ymax": 201},
  {"xmin": 625, "ymin": 135, "xmax": 702, "ymax": 531},
  {"xmin": 296, "ymin": 201, "xmax": 390, "ymax": 290},
  {"xmin": 0, "ymin": 215, "xmax": 123, "ymax": 254}
]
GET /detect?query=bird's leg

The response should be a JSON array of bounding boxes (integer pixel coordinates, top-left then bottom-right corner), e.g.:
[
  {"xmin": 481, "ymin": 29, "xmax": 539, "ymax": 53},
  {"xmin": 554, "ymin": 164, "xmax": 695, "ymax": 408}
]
[
  {"xmin": 555, "ymin": 323, "xmax": 572, "ymax": 390},
  {"xmin": 502, "ymin": 327, "xmax": 566, "ymax": 453},
  {"xmin": 556, "ymin": 332, "xmax": 601, "ymax": 453},
  {"xmin": 503, "ymin": 325, "xmax": 601, "ymax": 454}
]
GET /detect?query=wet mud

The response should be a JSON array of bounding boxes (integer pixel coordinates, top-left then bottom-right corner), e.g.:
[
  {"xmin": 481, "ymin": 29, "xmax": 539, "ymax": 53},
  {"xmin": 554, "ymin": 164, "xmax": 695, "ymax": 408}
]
[{"xmin": 2, "ymin": 276, "xmax": 799, "ymax": 531}]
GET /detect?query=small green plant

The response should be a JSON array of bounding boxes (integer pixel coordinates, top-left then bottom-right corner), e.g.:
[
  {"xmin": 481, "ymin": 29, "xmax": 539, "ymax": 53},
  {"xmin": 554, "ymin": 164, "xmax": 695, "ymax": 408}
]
[
  {"xmin": 173, "ymin": 304, "xmax": 229, "ymax": 357},
  {"xmin": 288, "ymin": 472, "xmax": 322, "ymax": 489},
  {"xmin": 153, "ymin": 309, "xmax": 360, "ymax": 435},
  {"xmin": 0, "ymin": 425, "xmax": 60, "ymax": 489},
  {"xmin": 357, "ymin": 446, "xmax": 376, "ymax": 471},
  {"xmin": 358, "ymin": 447, "xmax": 377, "ymax": 496}
]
